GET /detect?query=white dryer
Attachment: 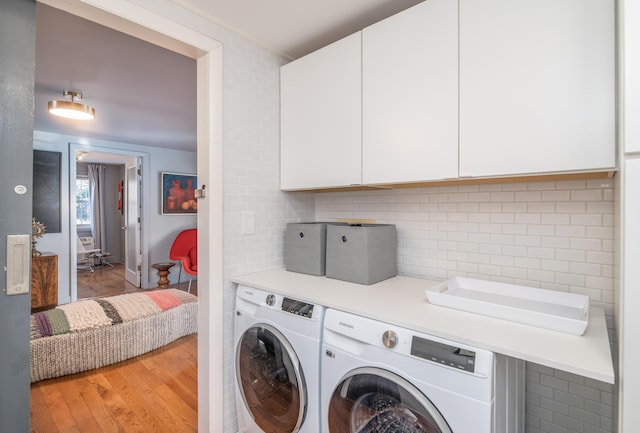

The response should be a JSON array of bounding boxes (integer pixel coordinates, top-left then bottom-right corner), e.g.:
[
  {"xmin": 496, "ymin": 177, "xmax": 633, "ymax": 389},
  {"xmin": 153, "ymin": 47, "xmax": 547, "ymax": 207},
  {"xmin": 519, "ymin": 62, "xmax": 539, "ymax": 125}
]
[
  {"xmin": 321, "ymin": 309, "xmax": 524, "ymax": 433},
  {"xmin": 234, "ymin": 285, "xmax": 325, "ymax": 433}
]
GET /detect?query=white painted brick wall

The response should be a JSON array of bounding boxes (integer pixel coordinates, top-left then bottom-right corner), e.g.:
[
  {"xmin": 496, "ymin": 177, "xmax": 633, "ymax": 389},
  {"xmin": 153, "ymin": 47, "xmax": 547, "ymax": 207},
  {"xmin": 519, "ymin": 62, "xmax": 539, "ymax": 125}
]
[
  {"xmin": 316, "ymin": 178, "xmax": 616, "ymax": 433},
  {"xmin": 220, "ymin": 33, "xmax": 316, "ymax": 432}
]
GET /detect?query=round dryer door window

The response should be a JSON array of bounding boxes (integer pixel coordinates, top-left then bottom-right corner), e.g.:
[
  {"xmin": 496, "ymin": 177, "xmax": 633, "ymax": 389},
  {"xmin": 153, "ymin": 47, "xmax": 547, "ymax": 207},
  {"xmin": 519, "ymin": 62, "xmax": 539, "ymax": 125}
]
[
  {"xmin": 327, "ymin": 367, "xmax": 452, "ymax": 433},
  {"xmin": 236, "ymin": 324, "xmax": 306, "ymax": 433}
]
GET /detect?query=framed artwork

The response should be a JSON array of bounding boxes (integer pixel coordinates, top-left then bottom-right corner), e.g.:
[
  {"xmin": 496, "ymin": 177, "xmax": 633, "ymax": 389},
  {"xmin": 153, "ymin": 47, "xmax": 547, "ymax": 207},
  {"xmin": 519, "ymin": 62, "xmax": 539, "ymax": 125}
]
[
  {"xmin": 161, "ymin": 172, "xmax": 197, "ymax": 215},
  {"xmin": 117, "ymin": 179, "xmax": 124, "ymax": 215}
]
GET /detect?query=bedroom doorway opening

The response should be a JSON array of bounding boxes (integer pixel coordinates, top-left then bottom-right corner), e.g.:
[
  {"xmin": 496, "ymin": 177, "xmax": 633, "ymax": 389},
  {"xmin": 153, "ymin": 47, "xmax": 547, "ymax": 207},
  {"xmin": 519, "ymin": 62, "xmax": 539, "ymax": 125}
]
[{"xmin": 71, "ymin": 148, "xmax": 145, "ymax": 301}]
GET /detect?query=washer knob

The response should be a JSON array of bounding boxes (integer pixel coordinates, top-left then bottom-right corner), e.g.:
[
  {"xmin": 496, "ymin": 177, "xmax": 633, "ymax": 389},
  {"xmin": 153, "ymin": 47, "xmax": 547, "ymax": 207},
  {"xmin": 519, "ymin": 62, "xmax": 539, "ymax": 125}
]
[
  {"xmin": 265, "ymin": 294, "xmax": 276, "ymax": 307},
  {"xmin": 382, "ymin": 330, "xmax": 398, "ymax": 348}
]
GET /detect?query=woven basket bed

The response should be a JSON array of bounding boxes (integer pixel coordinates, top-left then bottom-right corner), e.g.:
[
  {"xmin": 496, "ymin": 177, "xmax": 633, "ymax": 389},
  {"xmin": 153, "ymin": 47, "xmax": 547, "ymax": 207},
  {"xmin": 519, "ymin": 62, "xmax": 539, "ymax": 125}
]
[{"xmin": 30, "ymin": 288, "xmax": 197, "ymax": 383}]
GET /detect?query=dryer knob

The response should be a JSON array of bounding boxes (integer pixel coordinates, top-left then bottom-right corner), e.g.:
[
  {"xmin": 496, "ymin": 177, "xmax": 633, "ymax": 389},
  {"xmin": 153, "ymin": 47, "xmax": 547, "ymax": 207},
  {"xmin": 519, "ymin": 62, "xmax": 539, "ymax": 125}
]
[
  {"xmin": 382, "ymin": 330, "xmax": 398, "ymax": 348},
  {"xmin": 265, "ymin": 294, "xmax": 276, "ymax": 307}
]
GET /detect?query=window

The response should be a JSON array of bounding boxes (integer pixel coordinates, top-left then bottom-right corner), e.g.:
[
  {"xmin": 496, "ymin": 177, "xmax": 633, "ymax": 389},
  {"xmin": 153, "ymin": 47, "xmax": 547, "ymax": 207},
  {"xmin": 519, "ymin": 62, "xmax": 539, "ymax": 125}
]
[{"xmin": 76, "ymin": 177, "xmax": 91, "ymax": 225}]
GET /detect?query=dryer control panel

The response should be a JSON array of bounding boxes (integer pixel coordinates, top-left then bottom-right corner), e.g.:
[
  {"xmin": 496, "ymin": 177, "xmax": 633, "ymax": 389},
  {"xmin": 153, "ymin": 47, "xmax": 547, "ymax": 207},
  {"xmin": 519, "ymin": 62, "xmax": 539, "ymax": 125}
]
[{"xmin": 411, "ymin": 336, "xmax": 476, "ymax": 372}]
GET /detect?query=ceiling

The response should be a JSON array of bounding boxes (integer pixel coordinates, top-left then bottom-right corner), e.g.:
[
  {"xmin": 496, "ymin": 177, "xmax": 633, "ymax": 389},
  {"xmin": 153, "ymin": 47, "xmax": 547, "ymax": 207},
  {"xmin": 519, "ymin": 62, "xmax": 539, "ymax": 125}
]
[
  {"xmin": 176, "ymin": 0, "xmax": 424, "ymax": 60},
  {"xmin": 34, "ymin": 0, "xmax": 424, "ymax": 153},
  {"xmin": 35, "ymin": 4, "xmax": 198, "ymax": 152}
]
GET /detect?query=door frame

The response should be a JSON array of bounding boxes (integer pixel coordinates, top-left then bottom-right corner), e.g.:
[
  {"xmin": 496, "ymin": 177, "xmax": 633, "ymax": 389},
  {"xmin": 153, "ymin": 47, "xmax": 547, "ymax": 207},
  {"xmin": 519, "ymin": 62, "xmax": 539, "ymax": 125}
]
[
  {"xmin": 41, "ymin": 1, "xmax": 225, "ymax": 431},
  {"xmin": 70, "ymin": 145, "xmax": 147, "ymax": 300}
]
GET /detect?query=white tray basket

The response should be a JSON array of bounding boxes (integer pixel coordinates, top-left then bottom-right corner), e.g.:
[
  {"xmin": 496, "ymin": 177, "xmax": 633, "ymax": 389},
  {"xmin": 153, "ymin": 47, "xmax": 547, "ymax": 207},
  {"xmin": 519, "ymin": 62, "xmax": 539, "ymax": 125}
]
[{"xmin": 426, "ymin": 277, "xmax": 589, "ymax": 335}]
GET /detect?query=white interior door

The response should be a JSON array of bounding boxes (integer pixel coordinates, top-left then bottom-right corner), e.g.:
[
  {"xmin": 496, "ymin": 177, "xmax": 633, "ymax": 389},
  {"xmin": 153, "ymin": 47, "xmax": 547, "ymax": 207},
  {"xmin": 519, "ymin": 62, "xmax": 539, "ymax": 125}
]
[{"xmin": 124, "ymin": 158, "xmax": 142, "ymax": 287}]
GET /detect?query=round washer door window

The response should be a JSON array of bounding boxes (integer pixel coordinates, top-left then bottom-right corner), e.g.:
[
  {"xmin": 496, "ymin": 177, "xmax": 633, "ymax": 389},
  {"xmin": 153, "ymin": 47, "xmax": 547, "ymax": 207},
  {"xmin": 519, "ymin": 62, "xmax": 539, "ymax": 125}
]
[
  {"xmin": 328, "ymin": 367, "xmax": 452, "ymax": 433},
  {"xmin": 236, "ymin": 324, "xmax": 307, "ymax": 433}
]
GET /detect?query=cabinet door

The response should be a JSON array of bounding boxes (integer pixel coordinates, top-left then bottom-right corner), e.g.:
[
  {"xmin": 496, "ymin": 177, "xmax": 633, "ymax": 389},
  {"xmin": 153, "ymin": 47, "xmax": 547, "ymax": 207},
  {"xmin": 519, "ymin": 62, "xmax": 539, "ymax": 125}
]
[
  {"xmin": 459, "ymin": 0, "xmax": 615, "ymax": 177},
  {"xmin": 362, "ymin": 0, "xmax": 458, "ymax": 185},
  {"xmin": 31, "ymin": 254, "xmax": 58, "ymax": 311},
  {"xmin": 280, "ymin": 32, "xmax": 362, "ymax": 190}
]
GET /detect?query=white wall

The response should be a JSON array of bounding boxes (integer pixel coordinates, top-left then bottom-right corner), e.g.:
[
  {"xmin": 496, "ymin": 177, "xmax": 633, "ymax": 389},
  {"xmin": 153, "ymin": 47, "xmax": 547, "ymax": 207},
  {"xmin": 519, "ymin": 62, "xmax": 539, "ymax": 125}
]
[
  {"xmin": 316, "ymin": 178, "xmax": 616, "ymax": 433},
  {"xmin": 33, "ymin": 130, "xmax": 197, "ymax": 303},
  {"xmin": 219, "ymin": 32, "xmax": 315, "ymax": 430}
]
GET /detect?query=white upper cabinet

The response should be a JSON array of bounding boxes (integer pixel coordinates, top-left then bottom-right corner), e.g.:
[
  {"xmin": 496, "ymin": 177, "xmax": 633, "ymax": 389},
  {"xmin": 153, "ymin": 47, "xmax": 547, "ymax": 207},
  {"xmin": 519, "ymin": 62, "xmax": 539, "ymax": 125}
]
[
  {"xmin": 362, "ymin": 0, "xmax": 458, "ymax": 184},
  {"xmin": 280, "ymin": 32, "xmax": 362, "ymax": 190},
  {"xmin": 459, "ymin": 0, "xmax": 615, "ymax": 177},
  {"xmin": 280, "ymin": 0, "xmax": 615, "ymax": 191}
]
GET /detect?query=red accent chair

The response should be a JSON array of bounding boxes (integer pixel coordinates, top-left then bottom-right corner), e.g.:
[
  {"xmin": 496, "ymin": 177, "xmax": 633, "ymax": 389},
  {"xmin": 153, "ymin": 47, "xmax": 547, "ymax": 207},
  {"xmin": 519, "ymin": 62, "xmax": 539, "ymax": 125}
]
[{"xmin": 169, "ymin": 228, "xmax": 197, "ymax": 292}]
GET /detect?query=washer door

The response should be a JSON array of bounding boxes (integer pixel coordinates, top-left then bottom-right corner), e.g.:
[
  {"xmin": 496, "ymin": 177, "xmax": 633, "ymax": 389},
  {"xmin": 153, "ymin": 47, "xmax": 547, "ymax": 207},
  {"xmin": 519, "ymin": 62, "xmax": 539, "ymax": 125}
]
[
  {"xmin": 328, "ymin": 367, "xmax": 452, "ymax": 433},
  {"xmin": 236, "ymin": 323, "xmax": 307, "ymax": 433}
]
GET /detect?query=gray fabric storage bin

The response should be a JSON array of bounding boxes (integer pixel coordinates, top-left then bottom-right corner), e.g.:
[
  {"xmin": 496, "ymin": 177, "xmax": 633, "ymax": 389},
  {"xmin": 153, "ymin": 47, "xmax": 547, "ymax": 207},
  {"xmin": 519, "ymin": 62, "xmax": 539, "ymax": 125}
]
[
  {"xmin": 325, "ymin": 224, "xmax": 397, "ymax": 285},
  {"xmin": 285, "ymin": 222, "xmax": 328, "ymax": 276}
]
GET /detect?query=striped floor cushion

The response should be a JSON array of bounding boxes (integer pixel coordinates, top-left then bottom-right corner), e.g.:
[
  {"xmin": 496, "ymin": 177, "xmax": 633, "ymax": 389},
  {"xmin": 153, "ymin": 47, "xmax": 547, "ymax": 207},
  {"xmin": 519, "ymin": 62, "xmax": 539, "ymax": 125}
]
[{"xmin": 30, "ymin": 289, "xmax": 197, "ymax": 382}]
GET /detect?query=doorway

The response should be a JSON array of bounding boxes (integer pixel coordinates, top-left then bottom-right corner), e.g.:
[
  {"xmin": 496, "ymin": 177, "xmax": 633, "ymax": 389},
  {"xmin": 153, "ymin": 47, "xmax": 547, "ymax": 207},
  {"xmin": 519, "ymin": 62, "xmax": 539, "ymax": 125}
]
[
  {"xmin": 37, "ymin": 1, "xmax": 224, "ymax": 431},
  {"xmin": 72, "ymin": 149, "xmax": 142, "ymax": 300},
  {"xmin": 69, "ymin": 147, "xmax": 146, "ymax": 301}
]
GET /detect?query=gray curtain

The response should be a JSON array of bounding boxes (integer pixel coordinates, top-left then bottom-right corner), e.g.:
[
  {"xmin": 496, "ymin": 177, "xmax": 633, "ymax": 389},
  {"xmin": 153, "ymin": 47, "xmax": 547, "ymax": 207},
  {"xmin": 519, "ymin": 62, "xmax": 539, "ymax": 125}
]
[{"xmin": 88, "ymin": 164, "xmax": 106, "ymax": 250}]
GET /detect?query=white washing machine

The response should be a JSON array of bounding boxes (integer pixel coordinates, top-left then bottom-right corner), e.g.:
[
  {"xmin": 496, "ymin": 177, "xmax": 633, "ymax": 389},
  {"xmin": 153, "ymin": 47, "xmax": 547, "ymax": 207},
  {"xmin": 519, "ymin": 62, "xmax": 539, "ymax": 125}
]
[
  {"xmin": 321, "ymin": 309, "xmax": 524, "ymax": 433},
  {"xmin": 234, "ymin": 285, "xmax": 325, "ymax": 433}
]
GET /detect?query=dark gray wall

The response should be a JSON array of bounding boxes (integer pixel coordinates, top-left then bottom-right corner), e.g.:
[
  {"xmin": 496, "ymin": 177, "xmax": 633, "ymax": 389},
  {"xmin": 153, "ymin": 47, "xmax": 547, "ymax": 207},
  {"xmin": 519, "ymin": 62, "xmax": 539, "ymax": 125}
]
[
  {"xmin": 0, "ymin": 0, "xmax": 36, "ymax": 431},
  {"xmin": 104, "ymin": 164, "xmax": 126, "ymax": 262}
]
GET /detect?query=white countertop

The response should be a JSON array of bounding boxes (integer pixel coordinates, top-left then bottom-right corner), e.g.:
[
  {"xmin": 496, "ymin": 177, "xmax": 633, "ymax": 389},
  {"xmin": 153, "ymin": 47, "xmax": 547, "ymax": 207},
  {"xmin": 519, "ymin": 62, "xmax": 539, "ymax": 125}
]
[{"xmin": 231, "ymin": 268, "xmax": 615, "ymax": 384}]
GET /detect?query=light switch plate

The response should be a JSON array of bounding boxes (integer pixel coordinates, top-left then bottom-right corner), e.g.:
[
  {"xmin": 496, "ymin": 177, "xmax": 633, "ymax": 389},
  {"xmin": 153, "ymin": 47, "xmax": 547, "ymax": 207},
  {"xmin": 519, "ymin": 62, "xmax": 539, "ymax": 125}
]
[
  {"xmin": 242, "ymin": 212, "xmax": 255, "ymax": 235},
  {"xmin": 6, "ymin": 235, "xmax": 30, "ymax": 296}
]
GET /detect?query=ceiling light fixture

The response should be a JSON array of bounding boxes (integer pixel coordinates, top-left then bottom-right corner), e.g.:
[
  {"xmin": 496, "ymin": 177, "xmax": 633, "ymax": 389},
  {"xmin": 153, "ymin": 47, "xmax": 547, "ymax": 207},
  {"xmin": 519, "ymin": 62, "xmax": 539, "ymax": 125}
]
[{"xmin": 48, "ymin": 90, "xmax": 96, "ymax": 120}]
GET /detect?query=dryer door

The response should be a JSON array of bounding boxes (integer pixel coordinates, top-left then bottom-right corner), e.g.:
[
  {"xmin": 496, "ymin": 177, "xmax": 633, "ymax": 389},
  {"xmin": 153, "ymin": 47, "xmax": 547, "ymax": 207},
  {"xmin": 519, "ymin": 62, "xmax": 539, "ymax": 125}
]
[
  {"xmin": 327, "ymin": 367, "xmax": 452, "ymax": 433},
  {"xmin": 236, "ymin": 323, "xmax": 307, "ymax": 433}
]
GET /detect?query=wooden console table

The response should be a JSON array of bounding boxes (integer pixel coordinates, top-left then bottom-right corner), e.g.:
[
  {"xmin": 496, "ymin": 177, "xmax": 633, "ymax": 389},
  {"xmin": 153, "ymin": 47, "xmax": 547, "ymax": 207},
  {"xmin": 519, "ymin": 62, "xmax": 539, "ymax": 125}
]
[{"xmin": 31, "ymin": 252, "xmax": 58, "ymax": 312}]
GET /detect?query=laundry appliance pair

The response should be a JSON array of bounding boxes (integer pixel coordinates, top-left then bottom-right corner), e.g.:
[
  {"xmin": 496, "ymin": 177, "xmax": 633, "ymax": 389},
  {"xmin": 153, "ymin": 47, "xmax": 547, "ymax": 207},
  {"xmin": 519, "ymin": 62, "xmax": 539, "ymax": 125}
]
[{"xmin": 233, "ymin": 285, "xmax": 524, "ymax": 433}]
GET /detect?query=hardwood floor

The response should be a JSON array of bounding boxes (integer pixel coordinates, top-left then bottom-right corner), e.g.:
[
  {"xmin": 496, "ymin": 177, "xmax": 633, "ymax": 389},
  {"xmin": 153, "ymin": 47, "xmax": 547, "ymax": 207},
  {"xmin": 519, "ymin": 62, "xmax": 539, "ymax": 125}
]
[
  {"xmin": 30, "ymin": 335, "xmax": 197, "ymax": 433},
  {"xmin": 31, "ymin": 262, "xmax": 198, "ymax": 433},
  {"xmin": 77, "ymin": 262, "xmax": 198, "ymax": 299}
]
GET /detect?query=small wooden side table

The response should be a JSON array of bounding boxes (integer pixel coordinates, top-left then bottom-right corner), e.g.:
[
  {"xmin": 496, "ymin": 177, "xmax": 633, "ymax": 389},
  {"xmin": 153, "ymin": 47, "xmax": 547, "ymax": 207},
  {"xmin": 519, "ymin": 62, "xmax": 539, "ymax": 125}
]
[
  {"xmin": 152, "ymin": 262, "xmax": 175, "ymax": 289},
  {"xmin": 31, "ymin": 252, "xmax": 58, "ymax": 312}
]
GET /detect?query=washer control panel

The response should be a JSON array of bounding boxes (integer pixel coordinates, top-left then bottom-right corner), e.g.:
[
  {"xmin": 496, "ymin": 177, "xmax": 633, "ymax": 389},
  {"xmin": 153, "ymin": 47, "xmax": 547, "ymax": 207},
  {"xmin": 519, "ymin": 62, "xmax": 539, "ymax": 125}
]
[
  {"xmin": 281, "ymin": 297, "xmax": 314, "ymax": 318},
  {"xmin": 410, "ymin": 335, "xmax": 476, "ymax": 372}
]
